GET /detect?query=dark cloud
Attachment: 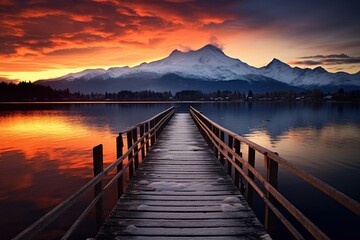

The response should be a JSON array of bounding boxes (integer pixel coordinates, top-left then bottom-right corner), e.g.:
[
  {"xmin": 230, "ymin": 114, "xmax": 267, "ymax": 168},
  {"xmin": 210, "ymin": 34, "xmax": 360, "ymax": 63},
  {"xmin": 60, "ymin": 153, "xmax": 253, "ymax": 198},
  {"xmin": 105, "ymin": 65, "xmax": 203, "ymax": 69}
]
[
  {"xmin": 294, "ymin": 54, "xmax": 360, "ymax": 65},
  {"xmin": 0, "ymin": 0, "xmax": 180, "ymax": 56},
  {"xmin": 1, "ymin": 0, "xmax": 360, "ymax": 76},
  {"xmin": 294, "ymin": 60, "xmax": 323, "ymax": 66},
  {"xmin": 2, "ymin": 0, "xmax": 359, "ymax": 55},
  {"xmin": 300, "ymin": 54, "xmax": 350, "ymax": 59}
]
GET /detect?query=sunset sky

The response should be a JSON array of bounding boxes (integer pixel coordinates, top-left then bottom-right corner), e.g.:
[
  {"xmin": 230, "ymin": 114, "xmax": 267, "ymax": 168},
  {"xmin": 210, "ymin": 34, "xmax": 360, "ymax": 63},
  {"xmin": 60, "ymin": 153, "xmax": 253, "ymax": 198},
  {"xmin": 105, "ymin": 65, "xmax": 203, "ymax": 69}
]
[{"xmin": 1, "ymin": 0, "xmax": 360, "ymax": 83}]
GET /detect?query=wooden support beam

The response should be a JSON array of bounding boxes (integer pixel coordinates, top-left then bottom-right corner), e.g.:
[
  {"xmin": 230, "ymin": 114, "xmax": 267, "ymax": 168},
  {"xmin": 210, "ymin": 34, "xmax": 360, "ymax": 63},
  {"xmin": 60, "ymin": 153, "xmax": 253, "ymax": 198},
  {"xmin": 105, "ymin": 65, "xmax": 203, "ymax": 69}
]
[
  {"xmin": 132, "ymin": 128, "xmax": 139, "ymax": 171},
  {"xmin": 227, "ymin": 135, "xmax": 233, "ymax": 178},
  {"xmin": 127, "ymin": 131, "xmax": 134, "ymax": 180},
  {"xmin": 246, "ymin": 146, "xmax": 255, "ymax": 208},
  {"xmin": 265, "ymin": 153, "xmax": 279, "ymax": 234},
  {"xmin": 116, "ymin": 134, "xmax": 124, "ymax": 199},
  {"xmin": 93, "ymin": 144, "xmax": 104, "ymax": 231},
  {"xmin": 140, "ymin": 124, "xmax": 145, "ymax": 161}
]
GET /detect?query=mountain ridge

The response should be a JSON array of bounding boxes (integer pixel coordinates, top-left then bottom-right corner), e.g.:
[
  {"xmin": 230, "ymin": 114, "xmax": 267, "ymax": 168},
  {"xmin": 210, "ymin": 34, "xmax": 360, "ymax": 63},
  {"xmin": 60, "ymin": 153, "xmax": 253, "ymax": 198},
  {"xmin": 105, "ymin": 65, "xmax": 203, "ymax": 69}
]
[{"xmin": 36, "ymin": 44, "xmax": 360, "ymax": 93}]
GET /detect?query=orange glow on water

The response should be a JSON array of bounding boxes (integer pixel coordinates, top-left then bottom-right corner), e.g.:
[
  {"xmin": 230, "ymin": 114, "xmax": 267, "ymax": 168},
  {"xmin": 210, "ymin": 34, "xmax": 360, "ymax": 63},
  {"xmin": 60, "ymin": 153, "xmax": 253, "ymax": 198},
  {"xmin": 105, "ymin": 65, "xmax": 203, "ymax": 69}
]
[{"xmin": 0, "ymin": 110, "xmax": 119, "ymax": 194}]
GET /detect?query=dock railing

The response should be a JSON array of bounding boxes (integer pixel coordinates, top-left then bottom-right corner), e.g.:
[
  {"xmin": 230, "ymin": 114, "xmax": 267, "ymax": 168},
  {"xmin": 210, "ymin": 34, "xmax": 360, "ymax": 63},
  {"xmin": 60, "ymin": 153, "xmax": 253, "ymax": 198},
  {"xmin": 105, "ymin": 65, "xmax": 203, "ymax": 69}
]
[
  {"xmin": 190, "ymin": 106, "xmax": 360, "ymax": 240},
  {"xmin": 13, "ymin": 106, "xmax": 175, "ymax": 240}
]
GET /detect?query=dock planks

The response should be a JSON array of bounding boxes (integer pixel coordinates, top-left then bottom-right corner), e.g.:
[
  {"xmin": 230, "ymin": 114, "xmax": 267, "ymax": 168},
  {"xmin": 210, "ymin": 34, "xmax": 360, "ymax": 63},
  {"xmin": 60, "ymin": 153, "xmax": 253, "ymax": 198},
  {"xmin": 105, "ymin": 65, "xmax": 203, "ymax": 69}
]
[{"xmin": 96, "ymin": 113, "xmax": 269, "ymax": 240}]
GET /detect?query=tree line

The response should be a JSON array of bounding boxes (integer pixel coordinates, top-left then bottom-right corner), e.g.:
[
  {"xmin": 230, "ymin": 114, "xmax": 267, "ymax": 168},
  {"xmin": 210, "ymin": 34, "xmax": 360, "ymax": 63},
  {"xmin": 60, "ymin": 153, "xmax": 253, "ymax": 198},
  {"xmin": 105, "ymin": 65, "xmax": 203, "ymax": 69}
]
[{"xmin": 1, "ymin": 81, "xmax": 359, "ymax": 102}]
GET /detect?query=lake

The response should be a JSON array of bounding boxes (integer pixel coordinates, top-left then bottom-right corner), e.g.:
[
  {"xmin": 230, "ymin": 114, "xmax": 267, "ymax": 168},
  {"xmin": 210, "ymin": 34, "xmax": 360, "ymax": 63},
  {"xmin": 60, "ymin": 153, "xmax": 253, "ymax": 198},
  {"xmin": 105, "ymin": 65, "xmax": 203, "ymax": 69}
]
[{"xmin": 0, "ymin": 102, "xmax": 359, "ymax": 239}]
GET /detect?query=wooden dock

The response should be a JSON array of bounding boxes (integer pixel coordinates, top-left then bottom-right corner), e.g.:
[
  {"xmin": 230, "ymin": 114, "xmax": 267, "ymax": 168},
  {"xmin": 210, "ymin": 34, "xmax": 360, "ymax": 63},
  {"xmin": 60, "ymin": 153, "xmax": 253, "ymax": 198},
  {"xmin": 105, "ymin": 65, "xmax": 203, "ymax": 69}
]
[
  {"xmin": 95, "ymin": 113, "xmax": 269, "ymax": 239},
  {"xmin": 14, "ymin": 106, "xmax": 359, "ymax": 240}
]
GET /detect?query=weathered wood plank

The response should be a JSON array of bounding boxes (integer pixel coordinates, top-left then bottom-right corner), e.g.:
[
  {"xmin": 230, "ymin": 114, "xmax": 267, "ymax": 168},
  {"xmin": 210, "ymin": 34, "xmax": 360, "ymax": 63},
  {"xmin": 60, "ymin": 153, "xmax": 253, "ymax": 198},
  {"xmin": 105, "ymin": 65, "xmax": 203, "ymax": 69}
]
[
  {"xmin": 103, "ymin": 219, "xmax": 264, "ymax": 228},
  {"xmin": 96, "ymin": 235, "xmax": 268, "ymax": 240},
  {"xmin": 112, "ymin": 204, "xmax": 249, "ymax": 212},
  {"xmin": 130, "ymin": 179, "xmax": 233, "ymax": 184},
  {"xmin": 108, "ymin": 211, "xmax": 255, "ymax": 220},
  {"xmin": 98, "ymin": 226, "xmax": 264, "ymax": 236},
  {"xmin": 95, "ymin": 113, "xmax": 268, "ymax": 239},
  {"xmin": 124, "ymin": 191, "xmax": 239, "ymax": 196},
  {"xmin": 120, "ymin": 194, "xmax": 243, "ymax": 201},
  {"xmin": 130, "ymin": 185, "xmax": 237, "ymax": 191},
  {"xmin": 113, "ymin": 200, "xmax": 238, "ymax": 207}
]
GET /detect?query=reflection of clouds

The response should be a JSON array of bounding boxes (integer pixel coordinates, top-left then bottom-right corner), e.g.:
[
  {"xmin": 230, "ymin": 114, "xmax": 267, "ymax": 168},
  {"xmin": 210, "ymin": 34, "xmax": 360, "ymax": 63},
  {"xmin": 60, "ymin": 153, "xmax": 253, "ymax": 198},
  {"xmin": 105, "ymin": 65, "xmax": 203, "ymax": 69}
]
[
  {"xmin": 0, "ymin": 151, "xmax": 33, "ymax": 200},
  {"xmin": 0, "ymin": 147, "xmax": 94, "ymax": 239},
  {"xmin": 0, "ymin": 109, "xmax": 120, "ymax": 173},
  {"xmin": 244, "ymin": 123, "xmax": 360, "ymax": 172},
  {"xmin": 0, "ymin": 103, "xmax": 174, "ymax": 239},
  {"xmin": 197, "ymin": 102, "xmax": 360, "ymax": 141},
  {"xmin": 35, "ymin": 196, "xmax": 63, "ymax": 209},
  {"xmin": 196, "ymin": 102, "xmax": 360, "ymax": 184}
]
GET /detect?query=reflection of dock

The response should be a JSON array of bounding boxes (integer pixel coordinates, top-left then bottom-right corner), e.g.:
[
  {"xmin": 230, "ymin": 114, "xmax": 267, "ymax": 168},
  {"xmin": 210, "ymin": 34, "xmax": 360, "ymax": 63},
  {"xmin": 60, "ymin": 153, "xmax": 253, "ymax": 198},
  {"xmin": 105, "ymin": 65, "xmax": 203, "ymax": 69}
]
[
  {"xmin": 96, "ymin": 113, "xmax": 268, "ymax": 239},
  {"xmin": 14, "ymin": 107, "xmax": 360, "ymax": 240}
]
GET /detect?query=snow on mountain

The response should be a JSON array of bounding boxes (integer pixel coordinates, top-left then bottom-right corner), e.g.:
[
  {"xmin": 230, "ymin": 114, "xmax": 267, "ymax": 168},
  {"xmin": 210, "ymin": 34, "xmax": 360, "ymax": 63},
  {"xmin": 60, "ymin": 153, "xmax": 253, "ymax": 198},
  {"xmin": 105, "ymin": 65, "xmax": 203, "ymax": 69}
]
[
  {"xmin": 56, "ymin": 68, "xmax": 107, "ymax": 81},
  {"xmin": 130, "ymin": 44, "xmax": 257, "ymax": 80},
  {"xmin": 260, "ymin": 58, "xmax": 295, "ymax": 85},
  {"xmin": 37, "ymin": 44, "xmax": 360, "ymax": 90},
  {"xmin": 260, "ymin": 58, "xmax": 360, "ymax": 87},
  {"xmin": 106, "ymin": 66, "xmax": 130, "ymax": 77}
]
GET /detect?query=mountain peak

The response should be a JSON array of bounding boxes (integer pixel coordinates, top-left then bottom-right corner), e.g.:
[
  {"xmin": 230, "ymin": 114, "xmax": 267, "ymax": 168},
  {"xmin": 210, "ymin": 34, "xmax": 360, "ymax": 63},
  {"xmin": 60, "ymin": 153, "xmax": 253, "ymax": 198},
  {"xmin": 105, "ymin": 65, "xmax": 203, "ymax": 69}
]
[
  {"xmin": 266, "ymin": 58, "xmax": 291, "ymax": 69},
  {"xmin": 198, "ymin": 44, "xmax": 224, "ymax": 54},
  {"xmin": 269, "ymin": 58, "xmax": 284, "ymax": 65},
  {"xmin": 313, "ymin": 66, "xmax": 327, "ymax": 73},
  {"xmin": 169, "ymin": 49, "xmax": 182, "ymax": 57}
]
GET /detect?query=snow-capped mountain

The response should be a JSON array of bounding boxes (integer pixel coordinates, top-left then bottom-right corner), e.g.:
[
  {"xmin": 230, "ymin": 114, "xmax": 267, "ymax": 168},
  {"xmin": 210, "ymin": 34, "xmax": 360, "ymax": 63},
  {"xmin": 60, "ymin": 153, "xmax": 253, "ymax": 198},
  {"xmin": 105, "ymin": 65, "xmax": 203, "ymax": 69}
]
[
  {"xmin": 130, "ymin": 45, "xmax": 257, "ymax": 80},
  {"xmin": 36, "ymin": 45, "xmax": 360, "ymax": 93},
  {"xmin": 56, "ymin": 68, "xmax": 107, "ymax": 81},
  {"xmin": 259, "ymin": 58, "xmax": 359, "ymax": 87}
]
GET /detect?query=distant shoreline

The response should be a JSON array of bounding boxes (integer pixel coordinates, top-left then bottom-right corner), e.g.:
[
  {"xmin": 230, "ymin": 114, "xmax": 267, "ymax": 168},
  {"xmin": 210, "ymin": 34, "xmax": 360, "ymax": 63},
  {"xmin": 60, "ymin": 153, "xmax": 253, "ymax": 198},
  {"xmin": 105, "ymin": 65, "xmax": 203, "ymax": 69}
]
[{"xmin": 1, "ymin": 99, "xmax": 359, "ymax": 104}]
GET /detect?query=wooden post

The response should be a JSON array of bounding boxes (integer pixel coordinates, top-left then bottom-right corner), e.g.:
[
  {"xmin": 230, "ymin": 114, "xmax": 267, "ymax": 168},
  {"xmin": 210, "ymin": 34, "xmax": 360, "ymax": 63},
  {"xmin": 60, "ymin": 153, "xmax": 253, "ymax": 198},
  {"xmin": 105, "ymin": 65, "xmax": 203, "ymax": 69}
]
[
  {"xmin": 208, "ymin": 122, "xmax": 212, "ymax": 147},
  {"xmin": 155, "ymin": 117, "xmax": 159, "ymax": 140},
  {"xmin": 116, "ymin": 134, "xmax": 123, "ymax": 199},
  {"xmin": 150, "ymin": 120, "xmax": 155, "ymax": 147},
  {"xmin": 210, "ymin": 124, "xmax": 214, "ymax": 150},
  {"xmin": 93, "ymin": 144, "xmax": 104, "ymax": 231},
  {"xmin": 145, "ymin": 123, "xmax": 149, "ymax": 153},
  {"xmin": 132, "ymin": 128, "xmax": 139, "ymax": 171},
  {"xmin": 140, "ymin": 124, "xmax": 145, "ymax": 161},
  {"xmin": 246, "ymin": 146, "xmax": 255, "ymax": 207},
  {"xmin": 219, "ymin": 131, "xmax": 225, "ymax": 165},
  {"xmin": 265, "ymin": 154, "xmax": 278, "ymax": 234},
  {"xmin": 227, "ymin": 135, "xmax": 233, "ymax": 178},
  {"xmin": 204, "ymin": 120, "xmax": 209, "ymax": 146},
  {"xmin": 214, "ymin": 128, "xmax": 219, "ymax": 159},
  {"xmin": 233, "ymin": 139, "xmax": 243, "ymax": 191},
  {"xmin": 126, "ymin": 131, "xmax": 134, "ymax": 180}
]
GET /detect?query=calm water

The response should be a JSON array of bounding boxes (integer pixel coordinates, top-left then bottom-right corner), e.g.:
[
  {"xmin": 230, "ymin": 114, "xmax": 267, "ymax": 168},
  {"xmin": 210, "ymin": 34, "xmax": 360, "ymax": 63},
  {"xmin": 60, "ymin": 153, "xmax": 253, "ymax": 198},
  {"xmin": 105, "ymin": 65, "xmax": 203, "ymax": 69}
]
[{"xmin": 0, "ymin": 102, "xmax": 359, "ymax": 239}]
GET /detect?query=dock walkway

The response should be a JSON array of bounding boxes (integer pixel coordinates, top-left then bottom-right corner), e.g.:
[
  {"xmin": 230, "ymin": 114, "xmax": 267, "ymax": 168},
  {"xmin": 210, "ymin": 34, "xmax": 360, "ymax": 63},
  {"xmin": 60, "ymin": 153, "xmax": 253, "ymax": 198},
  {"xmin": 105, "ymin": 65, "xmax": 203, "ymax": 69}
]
[{"xmin": 96, "ymin": 113, "xmax": 268, "ymax": 239}]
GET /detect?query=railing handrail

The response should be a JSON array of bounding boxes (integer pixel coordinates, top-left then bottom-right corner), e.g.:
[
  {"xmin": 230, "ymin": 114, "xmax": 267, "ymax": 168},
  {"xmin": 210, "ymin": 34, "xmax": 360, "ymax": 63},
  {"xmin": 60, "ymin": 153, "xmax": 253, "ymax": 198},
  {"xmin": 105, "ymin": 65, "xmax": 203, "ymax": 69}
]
[
  {"xmin": 190, "ymin": 106, "xmax": 360, "ymax": 240},
  {"xmin": 121, "ymin": 106, "xmax": 174, "ymax": 133},
  {"xmin": 190, "ymin": 106, "xmax": 360, "ymax": 216},
  {"xmin": 13, "ymin": 106, "xmax": 175, "ymax": 240}
]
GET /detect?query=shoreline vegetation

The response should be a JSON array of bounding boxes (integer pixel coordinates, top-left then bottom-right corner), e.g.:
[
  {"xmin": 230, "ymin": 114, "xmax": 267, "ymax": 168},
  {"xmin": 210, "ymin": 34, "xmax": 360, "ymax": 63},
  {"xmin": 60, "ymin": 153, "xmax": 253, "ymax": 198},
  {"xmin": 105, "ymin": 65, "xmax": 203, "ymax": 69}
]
[{"xmin": 1, "ymin": 81, "xmax": 360, "ymax": 102}]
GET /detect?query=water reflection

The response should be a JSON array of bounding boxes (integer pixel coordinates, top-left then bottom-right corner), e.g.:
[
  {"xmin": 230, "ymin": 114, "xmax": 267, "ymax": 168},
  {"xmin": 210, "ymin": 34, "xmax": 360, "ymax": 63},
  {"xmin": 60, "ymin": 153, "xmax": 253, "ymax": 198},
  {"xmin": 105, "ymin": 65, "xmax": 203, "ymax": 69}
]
[
  {"xmin": 0, "ymin": 102, "xmax": 359, "ymax": 239},
  {"xmin": 0, "ymin": 103, "xmax": 171, "ymax": 239},
  {"xmin": 193, "ymin": 102, "xmax": 360, "ymax": 239},
  {"xmin": 194, "ymin": 102, "xmax": 360, "ymax": 140}
]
